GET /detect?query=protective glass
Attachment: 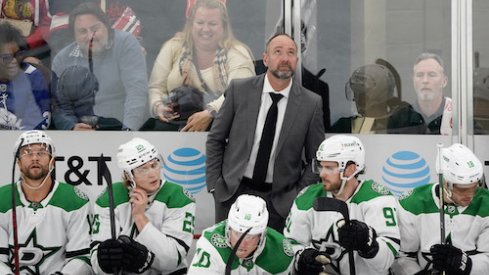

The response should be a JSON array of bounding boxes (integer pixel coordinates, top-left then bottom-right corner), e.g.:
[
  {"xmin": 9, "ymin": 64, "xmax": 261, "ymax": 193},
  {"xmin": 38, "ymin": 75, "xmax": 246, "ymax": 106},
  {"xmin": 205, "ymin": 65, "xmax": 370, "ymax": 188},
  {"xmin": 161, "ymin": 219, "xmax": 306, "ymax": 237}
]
[
  {"xmin": 229, "ymin": 228, "xmax": 261, "ymax": 241},
  {"xmin": 312, "ymin": 158, "xmax": 341, "ymax": 175},
  {"xmin": 19, "ymin": 147, "xmax": 51, "ymax": 159},
  {"xmin": 133, "ymin": 159, "xmax": 160, "ymax": 176}
]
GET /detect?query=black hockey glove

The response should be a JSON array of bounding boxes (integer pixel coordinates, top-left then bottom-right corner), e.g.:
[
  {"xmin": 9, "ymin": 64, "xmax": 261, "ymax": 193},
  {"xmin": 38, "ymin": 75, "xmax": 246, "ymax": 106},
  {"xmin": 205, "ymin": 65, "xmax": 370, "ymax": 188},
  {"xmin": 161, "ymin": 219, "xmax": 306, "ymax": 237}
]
[
  {"xmin": 97, "ymin": 239, "xmax": 124, "ymax": 273},
  {"xmin": 50, "ymin": 272, "xmax": 64, "ymax": 275},
  {"xmin": 337, "ymin": 219, "xmax": 379, "ymax": 258},
  {"xmin": 430, "ymin": 244, "xmax": 472, "ymax": 275},
  {"xmin": 118, "ymin": 235, "xmax": 155, "ymax": 274},
  {"xmin": 296, "ymin": 248, "xmax": 331, "ymax": 274}
]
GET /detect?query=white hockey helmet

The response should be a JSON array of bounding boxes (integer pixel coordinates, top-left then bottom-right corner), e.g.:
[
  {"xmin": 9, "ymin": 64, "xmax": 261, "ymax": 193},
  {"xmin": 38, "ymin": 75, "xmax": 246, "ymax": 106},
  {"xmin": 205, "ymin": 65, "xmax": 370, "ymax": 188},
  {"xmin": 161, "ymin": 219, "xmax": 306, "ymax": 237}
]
[
  {"xmin": 117, "ymin": 137, "xmax": 161, "ymax": 176},
  {"xmin": 439, "ymin": 143, "xmax": 483, "ymax": 185},
  {"xmin": 316, "ymin": 135, "xmax": 365, "ymax": 172},
  {"xmin": 227, "ymin": 194, "xmax": 269, "ymax": 235},
  {"xmin": 14, "ymin": 130, "xmax": 55, "ymax": 157}
]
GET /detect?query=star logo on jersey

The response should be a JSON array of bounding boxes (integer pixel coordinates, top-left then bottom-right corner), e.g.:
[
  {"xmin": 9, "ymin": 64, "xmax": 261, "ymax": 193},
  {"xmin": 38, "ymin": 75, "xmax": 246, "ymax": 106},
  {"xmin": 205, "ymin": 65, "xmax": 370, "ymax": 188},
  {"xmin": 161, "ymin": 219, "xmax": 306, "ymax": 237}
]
[
  {"xmin": 9, "ymin": 229, "xmax": 61, "ymax": 274},
  {"xmin": 311, "ymin": 225, "xmax": 343, "ymax": 260}
]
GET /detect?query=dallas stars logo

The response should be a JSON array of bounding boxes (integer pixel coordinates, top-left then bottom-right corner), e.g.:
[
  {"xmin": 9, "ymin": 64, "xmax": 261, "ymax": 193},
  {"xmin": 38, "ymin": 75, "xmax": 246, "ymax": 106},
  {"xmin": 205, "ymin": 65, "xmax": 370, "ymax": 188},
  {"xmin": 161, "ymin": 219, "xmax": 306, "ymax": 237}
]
[{"xmin": 9, "ymin": 229, "xmax": 61, "ymax": 274}]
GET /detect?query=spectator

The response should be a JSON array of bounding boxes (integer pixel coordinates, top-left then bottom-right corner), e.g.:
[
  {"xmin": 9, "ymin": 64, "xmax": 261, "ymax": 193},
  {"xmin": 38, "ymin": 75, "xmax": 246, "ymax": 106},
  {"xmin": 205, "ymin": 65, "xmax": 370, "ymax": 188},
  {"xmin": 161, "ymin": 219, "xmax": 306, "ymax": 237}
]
[
  {"xmin": 388, "ymin": 52, "xmax": 452, "ymax": 134},
  {"xmin": 90, "ymin": 137, "xmax": 196, "ymax": 274},
  {"xmin": 0, "ymin": 130, "xmax": 92, "ymax": 274},
  {"xmin": 391, "ymin": 143, "xmax": 489, "ymax": 275},
  {"xmin": 147, "ymin": 0, "xmax": 255, "ymax": 132},
  {"xmin": 47, "ymin": 0, "xmax": 98, "ymax": 58},
  {"xmin": 51, "ymin": 2, "xmax": 149, "ymax": 131},
  {"xmin": 330, "ymin": 63, "xmax": 410, "ymax": 133},
  {"xmin": 1, "ymin": 0, "xmax": 51, "ymax": 59},
  {"xmin": 188, "ymin": 194, "xmax": 294, "ymax": 274},
  {"xmin": 0, "ymin": 21, "xmax": 50, "ymax": 130},
  {"xmin": 206, "ymin": 33, "xmax": 324, "ymax": 232},
  {"xmin": 285, "ymin": 135, "xmax": 400, "ymax": 275}
]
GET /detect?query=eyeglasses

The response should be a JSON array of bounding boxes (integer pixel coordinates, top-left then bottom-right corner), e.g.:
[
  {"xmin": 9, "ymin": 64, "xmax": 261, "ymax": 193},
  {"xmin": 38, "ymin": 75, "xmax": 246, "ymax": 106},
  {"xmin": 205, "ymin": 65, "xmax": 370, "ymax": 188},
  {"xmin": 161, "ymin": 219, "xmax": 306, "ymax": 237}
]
[
  {"xmin": 0, "ymin": 51, "xmax": 25, "ymax": 64},
  {"xmin": 19, "ymin": 148, "xmax": 51, "ymax": 159},
  {"xmin": 133, "ymin": 160, "xmax": 160, "ymax": 176}
]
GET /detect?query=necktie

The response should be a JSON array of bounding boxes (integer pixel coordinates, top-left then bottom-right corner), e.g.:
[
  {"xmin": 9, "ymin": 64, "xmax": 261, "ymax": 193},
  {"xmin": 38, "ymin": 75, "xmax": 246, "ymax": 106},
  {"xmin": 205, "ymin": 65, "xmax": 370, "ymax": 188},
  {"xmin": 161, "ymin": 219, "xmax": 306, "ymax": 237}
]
[{"xmin": 252, "ymin": 93, "xmax": 283, "ymax": 184}]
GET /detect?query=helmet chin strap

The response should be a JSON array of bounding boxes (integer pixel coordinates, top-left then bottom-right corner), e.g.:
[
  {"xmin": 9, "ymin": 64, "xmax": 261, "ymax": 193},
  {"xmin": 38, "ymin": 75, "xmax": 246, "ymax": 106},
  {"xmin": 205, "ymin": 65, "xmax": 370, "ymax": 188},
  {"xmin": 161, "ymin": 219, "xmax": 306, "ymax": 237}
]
[
  {"xmin": 22, "ymin": 161, "xmax": 55, "ymax": 191},
  {"xmin": 335, "ymin": 169, "xmax": 360, "ymax": 198}
]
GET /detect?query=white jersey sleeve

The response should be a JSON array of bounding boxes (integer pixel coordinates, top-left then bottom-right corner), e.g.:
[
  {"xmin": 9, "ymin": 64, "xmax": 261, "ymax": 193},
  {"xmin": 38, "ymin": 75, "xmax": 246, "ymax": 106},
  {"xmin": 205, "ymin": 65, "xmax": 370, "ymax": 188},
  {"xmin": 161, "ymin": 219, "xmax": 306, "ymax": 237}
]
[
  {"xmin": 91, "ymin": 181, "xmax": 195, "ymax": 274},
  {"xmin": 135, "ymin": 197, "xmax": 195, "ymax": 273},
  {"xmin": 0, "ymin": 182, "xmax": 92, "ymax": 275},
  {"xmin": 394, "ymin": 184, "xmax": 489, "ymax": 274},
  {"xmin": 188, "ymin": 232, "xmax": 226, "ymax": 275},
  {"xmin": 354, "ymin": 189, "xmax": 400, "ymax": 273}
]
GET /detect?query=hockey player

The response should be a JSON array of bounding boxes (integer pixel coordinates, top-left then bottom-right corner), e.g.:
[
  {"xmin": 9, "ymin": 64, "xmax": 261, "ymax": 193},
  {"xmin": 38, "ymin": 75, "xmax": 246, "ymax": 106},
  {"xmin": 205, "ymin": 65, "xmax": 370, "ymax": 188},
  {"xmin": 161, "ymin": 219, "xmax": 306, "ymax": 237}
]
[
  {"xmin": 90, "ymin": 137, "xmax": 196, "ymax": 274},
  {"xmin": 188, "ymin": 194, "xmax": 295, "ymax": 274},
  {"xmin": 391, "ymin": 143, "xmax": 489, "ymax": 275},
  {"xmin": 0, "ymin": 130, "xmax": 93, "ymax": 274},
  {"xmin": 285, "ymin": 135, "xmax": 400, "ymax": 275}
]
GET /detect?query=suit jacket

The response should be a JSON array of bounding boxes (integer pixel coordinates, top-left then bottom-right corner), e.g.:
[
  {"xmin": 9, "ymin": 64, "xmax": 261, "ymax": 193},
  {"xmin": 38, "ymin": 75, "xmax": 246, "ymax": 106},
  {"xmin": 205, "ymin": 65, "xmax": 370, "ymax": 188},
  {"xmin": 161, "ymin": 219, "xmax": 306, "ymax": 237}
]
[{"xmin": 206, "ymin": 74, "xmax": 325, "ymax": 218}]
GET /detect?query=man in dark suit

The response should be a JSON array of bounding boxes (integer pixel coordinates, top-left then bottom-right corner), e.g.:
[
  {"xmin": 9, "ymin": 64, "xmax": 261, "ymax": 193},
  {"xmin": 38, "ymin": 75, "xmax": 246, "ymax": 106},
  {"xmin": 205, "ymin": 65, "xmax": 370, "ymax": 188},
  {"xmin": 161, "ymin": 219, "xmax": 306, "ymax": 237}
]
[{"xmin": 206, "ymin": 33, "xmax": 324, "ymax": 232}]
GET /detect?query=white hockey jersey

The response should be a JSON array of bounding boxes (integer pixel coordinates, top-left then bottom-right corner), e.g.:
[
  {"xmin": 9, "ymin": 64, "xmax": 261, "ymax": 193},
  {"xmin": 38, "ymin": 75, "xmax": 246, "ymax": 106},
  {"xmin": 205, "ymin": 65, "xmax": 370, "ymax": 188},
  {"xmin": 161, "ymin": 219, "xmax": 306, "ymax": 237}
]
[
  {"xmin": 0, "ymin": 181, "xmax": 92, "ymax": 275},
  {"xmin": 188, "ymin": 221, "xmax": 295, "ymax": 275},
  {"xmin": 285, "ymin": 180, "xmax": 400, "ymax": 275},
  {"xmin": 393, "ymin": 183, "xmax": 489, "ymax": 275},
  {"xmin": 90, "ymin": 181, "xmax": 196, "ymax": 275}
]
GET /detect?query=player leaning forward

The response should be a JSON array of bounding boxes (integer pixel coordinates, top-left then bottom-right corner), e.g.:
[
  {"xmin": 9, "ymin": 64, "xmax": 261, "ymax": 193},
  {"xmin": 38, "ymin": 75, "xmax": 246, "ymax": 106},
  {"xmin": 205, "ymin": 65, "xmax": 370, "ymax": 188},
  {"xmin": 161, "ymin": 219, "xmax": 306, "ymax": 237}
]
[
  {"xmin": 90, "ymin": 137, "xmax": 196, "ymax": 274},
  {"xmin": 285, "ymin": 135, "xmax": 400, "ymax": 275},
  {"xmin": 392, "ymin": 143, "xmax": 489, "ymax": 275},
  {"xmin": 188, "ymin": 194, "xmax": 295, "ymax": 274},
  {"xmin": 0, "ymin": 130, "xmax": 92, "ymax": 274}
]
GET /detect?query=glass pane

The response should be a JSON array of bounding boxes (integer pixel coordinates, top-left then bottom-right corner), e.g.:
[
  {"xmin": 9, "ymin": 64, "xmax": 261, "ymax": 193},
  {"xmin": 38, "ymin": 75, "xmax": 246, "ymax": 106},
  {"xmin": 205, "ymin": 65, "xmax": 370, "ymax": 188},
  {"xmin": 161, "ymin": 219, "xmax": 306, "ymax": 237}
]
[
  {"xmin": 473, "ymin": 0, "xmax": 489, "ymax": 135},
  {"xmin": 311, "ymin": 0, "xmax": 452, "ymax": 135}
]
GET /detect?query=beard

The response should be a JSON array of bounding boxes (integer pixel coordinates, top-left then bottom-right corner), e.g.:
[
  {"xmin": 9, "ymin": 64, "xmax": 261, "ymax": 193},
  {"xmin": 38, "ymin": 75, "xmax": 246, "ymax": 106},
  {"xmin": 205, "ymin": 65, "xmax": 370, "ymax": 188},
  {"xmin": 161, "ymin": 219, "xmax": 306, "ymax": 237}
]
[
  {"xmin": 416, "ymin": 89, "xmax": 440, "ymax": 102},
  {"xmin": 270, "ymin": 66, "xmax": 295, "ymax": 80},
  {"xmin": 22, "ymin": 164, "xmax": 50, "ymax": 181}
]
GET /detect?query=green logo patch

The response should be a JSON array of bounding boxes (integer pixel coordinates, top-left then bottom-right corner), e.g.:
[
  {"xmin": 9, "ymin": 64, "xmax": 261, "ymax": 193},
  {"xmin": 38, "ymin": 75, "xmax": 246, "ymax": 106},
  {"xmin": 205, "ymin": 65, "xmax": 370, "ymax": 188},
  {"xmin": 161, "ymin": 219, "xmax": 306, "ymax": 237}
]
[
  {"xmin": 372, "ymin": 182, "xmax": 390, "ymax": 195},
  {"xmin": 211, "ymin": 233, "xmax": 227, "ymax": 248},
  {"xmin": 398, "ymin": 189, "xmax": 414, "ymax": 200},
  {"xmin": 282, "ymin": 238, "xmax": 294, "ymax": 257},
  {"xmin": 74, "ymin": 187, "xmax": 89, "ymax": 200}
]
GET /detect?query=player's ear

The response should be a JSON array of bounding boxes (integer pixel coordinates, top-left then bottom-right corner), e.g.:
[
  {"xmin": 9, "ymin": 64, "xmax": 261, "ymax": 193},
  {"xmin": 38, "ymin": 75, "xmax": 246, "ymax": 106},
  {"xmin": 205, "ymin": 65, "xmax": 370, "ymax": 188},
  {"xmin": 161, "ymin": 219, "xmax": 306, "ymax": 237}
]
[{"xmin": 344, "ymin": 162, "xmax": 356, "ymax": 177}]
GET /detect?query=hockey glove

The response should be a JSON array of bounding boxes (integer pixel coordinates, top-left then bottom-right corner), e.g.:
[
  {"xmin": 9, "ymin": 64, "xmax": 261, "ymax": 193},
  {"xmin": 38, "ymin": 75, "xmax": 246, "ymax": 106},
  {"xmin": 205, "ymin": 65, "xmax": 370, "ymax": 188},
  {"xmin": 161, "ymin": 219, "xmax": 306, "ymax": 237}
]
[
  {"xmin": 296, "ymin": 248, "xmax": 331, "ymax": 274},
  {"xmin": 118, "ymin": 235, "xmax": 155, "ymax": 274},
  {"xmin": 49, "ymin": 273, "xmax": 64, "ymax": 275},
  {"xmin": 337, "ymin": 219, "xmax": 379, "ymax": 258},
  {"xmin": 430, "ymin": 244, "xmax": 472, "ymax": 275},
  {"xmin": 97, "ymin": 239, "xmax": 124, "ymax": 273}
]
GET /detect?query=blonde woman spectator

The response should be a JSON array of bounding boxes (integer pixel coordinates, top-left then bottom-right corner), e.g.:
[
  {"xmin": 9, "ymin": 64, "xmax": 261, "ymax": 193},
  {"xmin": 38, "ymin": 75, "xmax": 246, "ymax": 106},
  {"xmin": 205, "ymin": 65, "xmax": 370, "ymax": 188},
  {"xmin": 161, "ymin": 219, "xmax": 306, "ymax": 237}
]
[{"xmin": 148, "ymin": 0, "xmax": 255, "ymax": 132}]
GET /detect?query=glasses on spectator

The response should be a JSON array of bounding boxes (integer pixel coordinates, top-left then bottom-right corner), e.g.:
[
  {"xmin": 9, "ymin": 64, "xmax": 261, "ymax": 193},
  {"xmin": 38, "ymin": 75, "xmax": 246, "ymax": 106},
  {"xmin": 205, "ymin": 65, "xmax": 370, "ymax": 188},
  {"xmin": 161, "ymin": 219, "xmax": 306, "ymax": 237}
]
[
  {"xmin": 0, "ymin": 51, "xmax": 25, "ymax": 64},
  {"xmin": 19, "ymin": 148, "xmax": 51, "ymax": 159},
  {"xmin": 133, "ymin": 160, "xmax": 160, "ymax": 176}
]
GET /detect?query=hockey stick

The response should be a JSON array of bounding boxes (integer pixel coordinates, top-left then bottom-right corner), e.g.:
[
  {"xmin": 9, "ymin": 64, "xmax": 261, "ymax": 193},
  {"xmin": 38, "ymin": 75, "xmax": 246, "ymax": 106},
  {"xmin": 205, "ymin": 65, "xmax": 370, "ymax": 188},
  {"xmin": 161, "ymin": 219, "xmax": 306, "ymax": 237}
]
[
  {"xmin": 436, "ymin": 144, "xmax": 446, "ymax": 245},
  {"xmin": 225, "ymin": 227, "xmax": 252, "ymax": 275},
  {"xmin": 98, "ymin": 155, "xmax": 121, "ymax": 274},
  {"xmin": 313, "ymin": 197, "xmax": 356, "ymax": 275},
  {"xmin": 10, "ymin": 138, "xmax": 23, "ymax": 275}
]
